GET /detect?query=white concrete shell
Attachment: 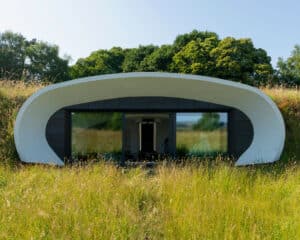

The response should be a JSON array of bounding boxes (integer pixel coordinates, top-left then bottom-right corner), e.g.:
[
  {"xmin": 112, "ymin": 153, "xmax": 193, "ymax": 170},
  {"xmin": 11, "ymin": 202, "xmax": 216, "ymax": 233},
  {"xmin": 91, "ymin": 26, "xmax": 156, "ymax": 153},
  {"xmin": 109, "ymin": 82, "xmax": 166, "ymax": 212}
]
[{"xmin": 14, "ymin": 72, "xmax": 285, "ymax": 166}]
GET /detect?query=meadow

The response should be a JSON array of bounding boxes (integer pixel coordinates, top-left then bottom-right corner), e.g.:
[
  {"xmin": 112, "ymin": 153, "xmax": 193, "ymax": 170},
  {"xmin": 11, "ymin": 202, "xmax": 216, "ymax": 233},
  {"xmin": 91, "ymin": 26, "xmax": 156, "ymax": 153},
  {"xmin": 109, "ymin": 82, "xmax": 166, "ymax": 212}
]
[
  {"xmin": 1, "ymin": 162, "xmax": 300, "ymax": 239},
  {"xmin": 0, "ymin": 81, "xmax": 299, "ymax": 239}
]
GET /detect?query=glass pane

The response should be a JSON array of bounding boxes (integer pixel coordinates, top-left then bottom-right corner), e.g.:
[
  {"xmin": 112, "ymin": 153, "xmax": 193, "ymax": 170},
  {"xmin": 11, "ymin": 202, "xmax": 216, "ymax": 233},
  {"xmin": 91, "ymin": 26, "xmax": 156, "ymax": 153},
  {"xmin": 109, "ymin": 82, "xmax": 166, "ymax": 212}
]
[
  {"xmin": 176, "ymin": 112, "xmax": 227, "ymax": 157},
  {"xmin": 71, "ymin": 112, "xmax": 122, "ymax": 160}
]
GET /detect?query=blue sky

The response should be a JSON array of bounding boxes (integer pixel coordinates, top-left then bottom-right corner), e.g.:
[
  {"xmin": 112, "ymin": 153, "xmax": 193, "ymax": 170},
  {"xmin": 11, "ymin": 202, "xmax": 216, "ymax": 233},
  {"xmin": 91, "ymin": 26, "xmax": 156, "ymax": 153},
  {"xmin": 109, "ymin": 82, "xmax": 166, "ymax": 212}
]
[{"xmin": 1, "ymin": 0, "xmax": 299, "ymax": 66}]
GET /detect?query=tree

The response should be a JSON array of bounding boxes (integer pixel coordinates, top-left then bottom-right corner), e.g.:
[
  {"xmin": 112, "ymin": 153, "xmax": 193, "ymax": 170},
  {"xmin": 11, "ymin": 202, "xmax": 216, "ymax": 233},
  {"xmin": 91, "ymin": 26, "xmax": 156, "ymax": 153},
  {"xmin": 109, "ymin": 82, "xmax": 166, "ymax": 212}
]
[
  {"xmin": 70, "ymin": 47, "xmax": 124, "ymax": 79},
  {"xmin": 122, "ymin": 45, "xmax": 158, "ymax": 72},
  {"xmin": 193, "ymin": 113, "xmax": 221, "ymax": 131},
  {"xmin": 69, "ymin": 30, "xmax": 275, "ymax": 86},
  {"xmin": 252, "ymin": 48, "xmax": 275, "ymax": 85},
  {"xmin": 171, "ymin": 35, "xmax": 273, "ymax": 85},
  {"xmin": 140, "ymin": 45, "xmax": 174, "ymax": 72},
  {"xmin": 26, "ymin": 41, "xmax": 70, "ymax": 82},
  {"xmin": 0, "ymin": 31, "xmax": 27, "ymax": 79},
  {"xmin": 172, "ymin": 30, "xmax": 219, "ymax": 52},
  {"xmin": 277, "ymin": 45, "xmax": 300, "ymax": 85},
  {"xmin": 0, "ymin": 31, "xmax": 70, "ymax": 82},
  {"xmin": 171, "ymin": 36, "xmax": 219, "ymax": 75},
  {"xmin": 210, "ymin": 37, "xmax": 273, "ymax": 85}
]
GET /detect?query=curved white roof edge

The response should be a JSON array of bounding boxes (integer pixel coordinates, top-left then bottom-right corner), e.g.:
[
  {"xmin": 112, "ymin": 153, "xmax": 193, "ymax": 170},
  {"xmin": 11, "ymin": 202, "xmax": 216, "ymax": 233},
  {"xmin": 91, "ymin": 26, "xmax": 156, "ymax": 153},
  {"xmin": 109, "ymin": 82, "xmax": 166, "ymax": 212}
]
[{"xmin": 14, "ymin": 72, "xmax": 285, "ymax": 166}]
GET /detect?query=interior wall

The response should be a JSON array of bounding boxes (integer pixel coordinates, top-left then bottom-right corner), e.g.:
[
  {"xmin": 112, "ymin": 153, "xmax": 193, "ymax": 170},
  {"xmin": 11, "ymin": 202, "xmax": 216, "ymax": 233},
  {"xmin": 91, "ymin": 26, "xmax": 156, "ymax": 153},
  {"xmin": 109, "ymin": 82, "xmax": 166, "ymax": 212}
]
[
  {"xmin": 228, "ymin": 109, "xmax": 254, "ymax": 158},
  {"xmin": 45, "ymin": 109, "xmax": 69, "ymax": 160},
  {"xmin": 123, "ymin": 117, "xmax": 139, "ymax": 159}
]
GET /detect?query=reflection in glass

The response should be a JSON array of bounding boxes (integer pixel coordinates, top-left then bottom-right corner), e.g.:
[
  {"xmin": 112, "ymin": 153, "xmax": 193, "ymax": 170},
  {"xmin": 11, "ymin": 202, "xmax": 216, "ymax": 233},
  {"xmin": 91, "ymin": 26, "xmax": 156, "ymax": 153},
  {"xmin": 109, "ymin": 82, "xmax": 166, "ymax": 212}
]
[
  {"xmin": 176, "ymin": 112, "xmax": 227, "ymax": 157},
  {"xmin": 71, "ymin": 112, "xmax": 122, "ymax": 160}
]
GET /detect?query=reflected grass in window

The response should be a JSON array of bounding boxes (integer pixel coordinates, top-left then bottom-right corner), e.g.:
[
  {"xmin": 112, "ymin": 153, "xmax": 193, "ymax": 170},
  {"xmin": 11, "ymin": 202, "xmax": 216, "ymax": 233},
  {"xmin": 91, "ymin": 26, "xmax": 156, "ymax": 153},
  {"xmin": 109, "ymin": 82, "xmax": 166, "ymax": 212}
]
[
  {"xmin": 71, "ymin": 112, "xmax": 122, "ymax": 160},
  {"xmin": 176, "ymin": 112, "xmax": 227, "ymax": 157}
]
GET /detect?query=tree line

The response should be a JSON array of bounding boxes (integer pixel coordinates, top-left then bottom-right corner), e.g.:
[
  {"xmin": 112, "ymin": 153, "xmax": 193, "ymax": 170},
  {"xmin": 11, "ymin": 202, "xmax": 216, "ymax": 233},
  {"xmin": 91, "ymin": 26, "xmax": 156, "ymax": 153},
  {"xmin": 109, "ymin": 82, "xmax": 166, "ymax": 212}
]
[
  {"xmin": 1, "ymin": 30, "xmax": 299, "ymax": 86},
  {"xmin": 0, "ymin": 31, "xmax": 69, "ymax": 82}
]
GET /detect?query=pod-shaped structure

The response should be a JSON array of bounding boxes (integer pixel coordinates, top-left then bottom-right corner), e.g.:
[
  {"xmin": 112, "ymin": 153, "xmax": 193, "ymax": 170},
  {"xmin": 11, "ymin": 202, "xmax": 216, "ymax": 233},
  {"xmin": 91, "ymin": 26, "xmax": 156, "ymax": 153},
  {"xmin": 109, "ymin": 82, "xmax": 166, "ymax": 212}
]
[{"xmin": 14, "ymin": 72, "xmax": 285, "ymax": 166}]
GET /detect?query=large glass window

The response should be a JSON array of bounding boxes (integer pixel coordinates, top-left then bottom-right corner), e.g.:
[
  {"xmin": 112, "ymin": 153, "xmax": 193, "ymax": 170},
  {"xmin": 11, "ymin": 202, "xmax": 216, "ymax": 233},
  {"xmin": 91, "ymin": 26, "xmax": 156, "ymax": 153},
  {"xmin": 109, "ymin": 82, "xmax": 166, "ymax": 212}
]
[
  {"xmin": 176, "ymin": 112, "xmax": 227, "ymax": 157},
  {"xmin": 71, "ymin": 112, "xmax": 122, "ymax": 160}
]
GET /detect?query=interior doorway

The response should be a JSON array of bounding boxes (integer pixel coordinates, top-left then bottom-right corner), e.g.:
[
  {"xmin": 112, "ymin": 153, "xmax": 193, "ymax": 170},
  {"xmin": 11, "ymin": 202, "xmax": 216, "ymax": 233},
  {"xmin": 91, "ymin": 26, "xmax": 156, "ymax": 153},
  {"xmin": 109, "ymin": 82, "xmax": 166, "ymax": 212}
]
[
  {"xmin": 139, "ymin": 120, "xmax": 156, "ymax": 160},
  {"xmin": 123, "ymin": 113, "xmax": 174, "ymax": 161},
  {"xmin": 140, "ymin": 121, "xmax": 155, "ymax": 152}
]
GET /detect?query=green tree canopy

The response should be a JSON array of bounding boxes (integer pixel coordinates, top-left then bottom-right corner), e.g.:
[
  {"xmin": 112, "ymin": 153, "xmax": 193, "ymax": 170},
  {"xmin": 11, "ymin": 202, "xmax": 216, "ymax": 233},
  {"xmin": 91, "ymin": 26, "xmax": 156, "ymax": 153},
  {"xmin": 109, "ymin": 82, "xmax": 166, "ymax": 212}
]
[
  {"xmin": 70, "ymin": 30, "xmax": 274, "ymax": 86},
  {"xmin": 140, "ymin": 45, "xmax": 174, "ymax": 72},
  {"xmin": 122, "ymin": 45, "xmax": 158, "ymax": 72},
  {"xmin": 277, "ymin": 45, "xmax": 300, "ymax": 85},
  {"xmin": 0, "ymin": 31, "xmax": 27, "ymax": 79},
  {"xmin": 69, "ymin": 47, "xmax": 125, "ymax": 78},
  {"xmin": 211, "ymin": 37, "xmax": 273, "ymax": 85},
  {"xmin": 26, "ymin": 41, "xmax": 69, "ymax": 82},
  {"xmin": 2, "ymin": 29, "xmax": 285, "ymax": 85},
  {"xmin": 172, "ymin": 30, "xmax": 219, "ymax": 51},
  {"xmin": 0, "ymin": 31, "xmax": 70, "ymax": 82},
  {"xmin": 171, "ymin": 36, "xmax": 219, "ymax": 75}
]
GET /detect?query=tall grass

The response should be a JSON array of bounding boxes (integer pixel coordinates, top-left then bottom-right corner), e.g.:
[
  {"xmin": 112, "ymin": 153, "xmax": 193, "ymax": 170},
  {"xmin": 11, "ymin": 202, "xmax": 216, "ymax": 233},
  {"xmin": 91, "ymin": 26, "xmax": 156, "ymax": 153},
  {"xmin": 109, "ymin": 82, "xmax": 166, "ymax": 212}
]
[
  {"xmin": 0, "ymin": 81, "xmax": 44, "ymax": 165},
  {"xmin": 263, "ymin": 87, "xmax": 300, "ymax": 161},
  {"xmin": 0, "ymin": 162, "xmax": 300, "ymax": 239}
]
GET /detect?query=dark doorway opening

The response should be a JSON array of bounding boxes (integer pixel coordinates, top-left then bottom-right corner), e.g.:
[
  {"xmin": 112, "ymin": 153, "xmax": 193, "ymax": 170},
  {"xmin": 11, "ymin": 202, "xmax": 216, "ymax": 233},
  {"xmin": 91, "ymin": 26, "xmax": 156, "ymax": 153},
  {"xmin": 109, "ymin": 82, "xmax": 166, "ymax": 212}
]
[
  {"xmin": 141, "ymin": 122, "xmax": 154, "ymax": 152},
  {"xmin": 139, "ymin": 120, "xmax": 156, "ymax": 160}
]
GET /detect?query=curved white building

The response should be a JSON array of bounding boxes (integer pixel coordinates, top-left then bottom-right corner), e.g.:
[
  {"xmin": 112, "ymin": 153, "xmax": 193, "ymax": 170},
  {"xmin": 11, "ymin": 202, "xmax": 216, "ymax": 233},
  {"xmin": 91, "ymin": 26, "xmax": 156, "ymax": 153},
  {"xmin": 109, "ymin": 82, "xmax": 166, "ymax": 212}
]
[{"xmin": 14, "ymin": 72, "xmax": 285, "ymax": 166}]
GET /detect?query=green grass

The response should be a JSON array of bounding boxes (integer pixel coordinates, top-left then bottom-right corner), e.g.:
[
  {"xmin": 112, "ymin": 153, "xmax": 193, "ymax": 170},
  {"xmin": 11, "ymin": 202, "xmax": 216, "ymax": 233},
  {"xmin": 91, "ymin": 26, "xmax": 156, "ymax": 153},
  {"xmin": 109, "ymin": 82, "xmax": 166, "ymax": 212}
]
[
  {"xmin": 262, "ymin": 87, "xmax": 300, "ymax": 161},
  {"xmin": 0, "ymin": 81, "xmax": 299, "ymax": 239},
  {"xmin": 0, "ymin": 162, "xmax": 300, "ymax": 239},
  {"xmin": 177, "ymin": 129, "xmax": 227, "ymax": 153}
]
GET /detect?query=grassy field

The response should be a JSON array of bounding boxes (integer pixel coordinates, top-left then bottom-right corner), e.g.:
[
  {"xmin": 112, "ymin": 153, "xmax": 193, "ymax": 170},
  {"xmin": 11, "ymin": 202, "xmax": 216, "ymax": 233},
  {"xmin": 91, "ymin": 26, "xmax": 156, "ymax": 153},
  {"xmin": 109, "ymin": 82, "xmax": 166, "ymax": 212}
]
[
  {"xmin": 0, "ymin": 81, "xmax": 299, "ymax": 239},
  {"xmin": 0, "ymin": 162, "xmax": 300, "ymax": 239}
]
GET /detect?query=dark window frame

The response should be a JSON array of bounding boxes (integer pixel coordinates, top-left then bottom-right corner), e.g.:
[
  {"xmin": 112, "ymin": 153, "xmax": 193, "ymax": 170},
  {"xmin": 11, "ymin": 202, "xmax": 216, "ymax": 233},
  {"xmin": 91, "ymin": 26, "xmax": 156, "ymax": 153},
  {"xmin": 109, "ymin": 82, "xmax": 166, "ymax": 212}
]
[{"xmin": 66, "ymin": 109, "xmax": 230, "ymax": 162}]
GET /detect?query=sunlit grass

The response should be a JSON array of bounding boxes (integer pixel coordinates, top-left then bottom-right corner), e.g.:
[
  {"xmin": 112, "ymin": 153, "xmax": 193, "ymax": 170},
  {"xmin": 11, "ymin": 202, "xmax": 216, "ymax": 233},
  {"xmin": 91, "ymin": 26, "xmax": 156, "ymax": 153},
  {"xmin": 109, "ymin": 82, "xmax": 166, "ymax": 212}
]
[
  {"xmin": 262, "ymin": 86, "xmax": 300, "ymax": 103},
  {"xmin": 0, "ymin": 80, "xmax": 45, "ymax": 99},
  {"xmin": 261, "ymin": 86, "xmax": 300, "ymax": 161},
  {"xmin": 0, "ymin": 162, "xmax": 300, "ymax": 239}
]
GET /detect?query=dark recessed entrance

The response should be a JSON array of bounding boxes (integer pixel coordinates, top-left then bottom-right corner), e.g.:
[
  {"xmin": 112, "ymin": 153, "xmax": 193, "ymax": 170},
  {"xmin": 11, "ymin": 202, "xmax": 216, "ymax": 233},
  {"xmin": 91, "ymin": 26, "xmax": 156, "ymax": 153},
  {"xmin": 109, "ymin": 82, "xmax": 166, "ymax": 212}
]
[{"xmin": 140, "ymin": 120, "xmax": 155, "ymax": 153}]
